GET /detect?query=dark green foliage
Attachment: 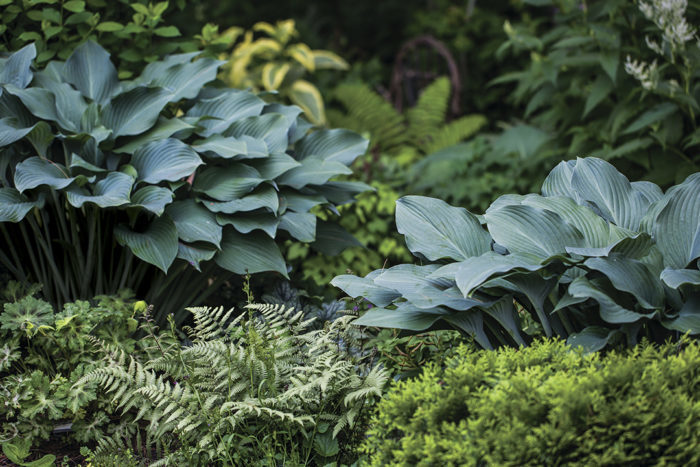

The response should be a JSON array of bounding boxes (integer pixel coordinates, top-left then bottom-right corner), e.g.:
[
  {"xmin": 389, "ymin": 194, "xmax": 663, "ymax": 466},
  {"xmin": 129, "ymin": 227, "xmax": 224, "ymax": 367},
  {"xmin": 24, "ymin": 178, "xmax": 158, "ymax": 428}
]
[
  {"xmin": 363, "ymin": 338, "xmax": 700, "ymax": 466},
  {"xmin": 0, "ymin": 41, "xmax": 369, "ymax": 322}
]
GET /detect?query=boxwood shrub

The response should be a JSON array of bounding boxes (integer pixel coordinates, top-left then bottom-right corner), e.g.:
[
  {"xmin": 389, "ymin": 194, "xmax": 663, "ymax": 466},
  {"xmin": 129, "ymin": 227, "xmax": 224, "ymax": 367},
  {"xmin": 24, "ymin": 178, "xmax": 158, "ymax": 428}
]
[{"xmin": 363, "ymin": 339, "xmax": 700, "ymax": 466}]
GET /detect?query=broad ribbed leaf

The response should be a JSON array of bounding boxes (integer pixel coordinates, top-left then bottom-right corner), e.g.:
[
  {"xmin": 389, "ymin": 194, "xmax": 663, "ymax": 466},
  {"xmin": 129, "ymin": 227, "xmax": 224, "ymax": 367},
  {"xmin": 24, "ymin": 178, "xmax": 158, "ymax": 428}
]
[
  {"xmin": 130, "ymin": 186, "xmax": 174, "ymax": 215},
  {"xmin": 500, "ymin": 274, "xmax": 557, "ymax": 337},
  {"xmin": 276, "ymin": 156, "xmax": 352, "ymax": 189},
  {"xmin": 566, "ymin": 233, "xmax": 654, "ymax": 259},
  {"xmin": 141, "ymin": 57, "xmax": 223, "ymax": 102},
  {"xmin": 177, "ymin": 243, "xmax": 216, "ymax": 271},
  {"xmin": 187, "ymin": 89, "xmax": 266, "ymax": 137},
  {"xmin": 224, "ymin": 113, "xmax": 290, "ymax": 153},
  {"xmin": 14, "ymin": 157, "xmax": 75, "ymax": 192},
  {"xmin": 114, "ymin": 215, "xmax": 178, "ymax": 273},
  {"xmin": 653, "ymin": 173, "xmax": 700, "ymax": 269},
  {"xmin": 311, "ymin": 221, "xmax": 361, "ymax": 255},
  {"xmin": 249, "ymin": 152, "xmax": 300, "ymax": 179},
  {"xmin": 65, "ymin": 172, "xmax": 133, "ymax": 208},
  {"xmin": 331, "ymin": 273, "xmax": 401, "ymax": 307},
  {"xmin": 482, "ymin": 296, "xmax": 526, "ymax": 346},
  {"xmin": 570, "ymin": 157, "xmax": 648, "ymax": 231},
  {"xmin": 114, "ymin": 117, "xmax": 194, "ymax": 153},
  {"xmin": 278, "ymin": 211, "xmax": 316, "ymax": 241},
  {"xmin": 203, "ymin": 186, "xmax": 279, "ymax": 214},
  {"xmin": 102, "ymin": 86, "xmax": 172, "ymax": 137},
  {"xmin": 280, "ymin": 189, "xmax": 325, "ymax": 213},
  {"xmin": 131, "ymin": 138, "xmax": 203, "ymax": 184},
  {"xmin": 296, "ymin": 129, "xmax": 368, "ymax": 165},
  {"xmin": 443, "ymin": 310, "xmax": 492, "ymax": 349},
  {"xmin": 69, "ymin": 153, "xmax": 106, "ymax": 173},
  {"xmin": 192, "ymin": 164, "xmax": 262, "ymax": 201},
  {"xmin": 191, "ymin": 135, "xmax": 247, "ymax": 159},
  {"xmin": 660, "ymin": 268, "xmax": 700, "ymax": 289},
  {"xmin": 568, "ymin": 276, "xmax": 650, "ymax": 323},
  {"xmin": 216, "ymin": 212, "xmax": 279, "ymax": 238},
  {"xmin": 0, "ymin": 118, "xmax": 34, "ymax": 147},
  {"xmin": 288, "ymin": 79, "xmax": 325, "ymax": 125},
  {"xmin": 5, "ymin": 86, "xmax": 59, "ymax": 122},
  {"xmin": 396, "ymin": 196, "xmax": 491, "ymax": 262},
  {"xmin": 662, "ymin": 294, "xmax": 700, "ymax": 334},
  {"xmin": 567, "ymin": 326, "xmax": 619, "ymax": 352},
  {"xmin": 166, "ymin": 200, "xmax": 222, "ymax": 247},
  {"xmin": 455, "ymin": 252, "xmax": 544, "ymax": 297},
  {"xmin": 0, "ymin": 188, "xmax": 43, "ymax": 222},
  {"xmin": 353, "ymin": 304, "xmax": 448, "ymax": 331},
  {"xmin": 63, "ymin": 40, "xmax": 120, "ymax": 104},
  {"xmin": 311, "ymin": 181, "xmax": 372, "ymax": 205},
  {"xmin": 631, "ymin": 181, "xmax": 663, "ymax": 205},
  {"xmin": 0, "ymin": 43, "xmax": 35, "ymax": 88},
  {"xmin": 33, "ymin": 72, "xmax": 86, "ymax": 132},
  {"xmin": 485, "ymin": 204, "xmax": 584, "ymax": 258},
  {"xmin": 215, "ymin": 229, "xmax": 287, "ymax": 277},
  {"xmin": 25, "ymin": 121, "xmax": 54, "ymax": 158}
]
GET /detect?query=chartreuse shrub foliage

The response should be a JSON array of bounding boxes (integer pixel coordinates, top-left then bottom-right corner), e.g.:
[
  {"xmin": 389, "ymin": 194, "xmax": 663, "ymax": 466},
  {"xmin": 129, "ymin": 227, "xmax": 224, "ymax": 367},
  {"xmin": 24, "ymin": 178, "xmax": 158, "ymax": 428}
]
[
  {"xmin": 0, "ymin": 41, "xmax": 369, "ymax": 320},
  {"xmin": 334, "ymin": 157, "xmax": 700, "ymax": 352},
  {"xmin": 76, "ymin": 304, "xmax": 389, "ymax": 466},
  {"xmin": 362, "ymin": 338, "xmax": 700, "ymax": 466}
]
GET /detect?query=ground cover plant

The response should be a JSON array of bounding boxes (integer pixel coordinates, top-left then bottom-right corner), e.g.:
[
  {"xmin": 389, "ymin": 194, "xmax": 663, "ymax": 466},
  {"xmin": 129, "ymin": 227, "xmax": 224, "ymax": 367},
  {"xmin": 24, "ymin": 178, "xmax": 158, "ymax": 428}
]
[
  {"xmin": 334, "ymin": 157, "xmax": 700, "ymax": 351},
  {"xmin": 0, "ymin": 41, "xmax": 370, "ymax": 322}
]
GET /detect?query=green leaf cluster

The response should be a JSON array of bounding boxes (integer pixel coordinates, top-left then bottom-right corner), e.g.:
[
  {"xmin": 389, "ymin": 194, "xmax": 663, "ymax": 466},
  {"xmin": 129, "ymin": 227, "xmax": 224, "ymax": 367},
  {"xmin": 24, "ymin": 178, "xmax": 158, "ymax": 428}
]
[
  {"xmin": 334, "ymin": 157, "xmax": 700, "ymax": 351},
  {"xmin": 76, "ymin": 304, "xmax": 389, "ymax": 465},
  {"xmin": 0, "ymin": 41, "xmax": 369, "ymax": 318},
  {"xmin": 363, "ymin": 338, "xmax": 700, "ymax": 466}
]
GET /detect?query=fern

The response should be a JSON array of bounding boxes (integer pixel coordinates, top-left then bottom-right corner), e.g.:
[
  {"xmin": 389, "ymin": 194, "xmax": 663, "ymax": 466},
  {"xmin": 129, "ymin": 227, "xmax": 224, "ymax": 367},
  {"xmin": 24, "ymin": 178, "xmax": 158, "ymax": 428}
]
[{"xmin": 75, "ymin": 304, "xmax": 388, "ymax": 465}]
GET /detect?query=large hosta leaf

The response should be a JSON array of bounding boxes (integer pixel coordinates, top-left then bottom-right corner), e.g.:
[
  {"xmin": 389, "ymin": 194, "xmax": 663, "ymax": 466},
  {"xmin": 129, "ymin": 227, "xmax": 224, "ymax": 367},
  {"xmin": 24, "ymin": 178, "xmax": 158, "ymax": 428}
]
[
  {"xmin": 114, "ymin": 117, "xmax": 194, "ymax": 153},
  {"xmin": 166, "ymin": 200, "xmax": 222, "ymax": 247},
  {"xmin": 652, "ymin": 173, "xmax": 700, "ymax": 269},
  {"xmin": 101, "ymin": 86, "xmax": 172, "ymax": 137},
  {"xmin": 65, "ymin": 172, "xmax": 133, "ymax": 208},
  {"xmin": 0, "ymin": 43, "xmax": 36, "ymax": 88},
  {"xmin": 193, "ymin": 164, "xmax": 262, "ymax": 201},
  {"xmin": 130, "ymin": 186, "xmax": 174, "ymax": 215},
  {"xmin": 141, "ymin": 56, "xmax": 223, "ymax": 102},
  {"xmin": 216, "ymin": 212, "xmax": 279, "ymax": 238},
  {"xmin": 14, "ymin": 157, "xmax": 75, "ymax": 192},
  {"xmin": 276, "ymin": 156, "xmax": 352, "ymax": 189},
  {"xmin": 295, "ymin": 129, "xmax": 368, "ymax": 165},
  {"xmin": 582, "ymin": 256, "xmax": 664, "ymax": 310},
  {"xmin": 63, "ymin": 40, "xmax": 120, "ymax": 104},
  {"xmin": 5, "ymin": 86, "xmax": 59, "ymax": 122},
  {"xmin": 191, "ymin": 135, "xmax": 248, "ymax": 159},
  {"xmin": 661, "ymin": 268, "xmax": 700, "ymax": 289},
  {"xmin": 278, "ymin": 211, "xmax": 316, "ymax": 241},
  {"xmin": 215, "ymin": 229, "xmax": 287, "ymax": 277},
  {"xmin": 187, "ymin": 89, "xmax": 266, "ymax": 137},
  {"xmin": 455, "ymin": 252, "xmax": 544, "ymax": 297},
  {"xmin": 0, "ymin": 118, "xmax": 35, "ymax": 147},
  {"xmin": 353, "ymin": 303, "xmax": 449, "ymax": 331},
  {"xmin": 396, "ymin": 196, "xmax": 492, "ymax": 262},
  {"xmin": 566, "ymin": 233, "xmax": 654, "ymax": 259},
  {"xmin": 202, "ymin": 185, "xmax": 279, "ymax": 214},
  {"xmin": 131, "ymin": 138, "xmax": 203, "ymax": 184},
  {"xmin": 249, "ymin": 153, "xmax": 301, "ymax": 179},
  {"xmin": 331, "ymin": 273, "xmax": 401, "ymax": 307},
  {"xmin": 567, "ymin": 326, "xmax": 620, "ymax": 353},
  {"xmin": 224, "ymin": 113, "xmax": 290, "ymax": 153},
  {"xmin": 33, "ymin": 72, "xmax": 87, "ymax": 133},
  {"xmin": 662, "ymin": 294, "xmax": 700, "ymax": 334},
  {"xmin": 177, "ymin": 242, "xmax": 217, "ymax": 271},
  {"xmin": 567, "ymin": 276, "xmax": 651, "ymax": 324},
  {"xmin": 114, "ymin": 215, "xmax": 178, "ymax": 273},
  {"xmin": 0, "ymin": 188, "xmax": 43, "ymax": 222}
]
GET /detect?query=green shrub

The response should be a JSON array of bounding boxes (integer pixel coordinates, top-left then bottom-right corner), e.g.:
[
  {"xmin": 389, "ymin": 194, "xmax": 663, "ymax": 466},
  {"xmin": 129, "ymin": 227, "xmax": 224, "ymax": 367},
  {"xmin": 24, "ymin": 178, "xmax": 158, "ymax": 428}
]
[
  {"xmin": 334, "ymin": 157, "xmax": 700, "ymax": 351},
  {"xmin": 0, "ymin": 41, "xmax": 369, "ymax": 322},
  {"xmin": 77, "ymin": 304, "xmax": 389, "ymax": 465},
  {"xmin": 363, "ymin": 338, "xmax": 700, "ymax": 466}
]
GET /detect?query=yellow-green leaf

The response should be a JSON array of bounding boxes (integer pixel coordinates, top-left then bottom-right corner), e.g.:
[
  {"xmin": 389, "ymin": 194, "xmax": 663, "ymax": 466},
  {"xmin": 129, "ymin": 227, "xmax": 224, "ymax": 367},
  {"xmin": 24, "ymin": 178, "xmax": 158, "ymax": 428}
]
[
  {"xmin": 63, "ymin": 0, "xmax": 85, "ymax": 12},
  {"xmin": 261, "ymin": 62, "xmax": 290, "ymax": 91},
  {"xmin": 313, "ymin": 50, "xmax": 349, "ymax": 70},
  {"xmin": 154, "ymin": 26, "xmax": 180, "ymax": 38},
  {"xmin": 288, "ymin": 43, "xmax": 315, "ymax": 71},
  {"xmin": 96, "ymin": 21, "xmax": 124, "ymax": 32},
  {"xmin": 289, "ymin": 80, "xmax": 325, "ymax": 125}
]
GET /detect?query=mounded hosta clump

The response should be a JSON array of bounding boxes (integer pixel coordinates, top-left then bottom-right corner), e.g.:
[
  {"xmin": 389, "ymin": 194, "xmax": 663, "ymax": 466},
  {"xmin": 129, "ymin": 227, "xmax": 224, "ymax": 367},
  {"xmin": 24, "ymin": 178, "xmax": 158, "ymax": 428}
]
[
  {"xmin": 333, "ymin": 157, "xmax": 700, "ymax": 351},
  {"xmin": 0, "ymin": 41, "xmax": 369, "ymax": 320}
]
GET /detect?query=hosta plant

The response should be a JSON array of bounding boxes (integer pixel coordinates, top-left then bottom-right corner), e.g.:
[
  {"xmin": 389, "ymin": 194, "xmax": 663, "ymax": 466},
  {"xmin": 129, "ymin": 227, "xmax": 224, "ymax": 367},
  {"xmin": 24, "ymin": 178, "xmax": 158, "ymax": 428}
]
[
  {"xmin": 0, "ymin": 41, "xmax": 369, "ymax": 321},
  {"xmin": 333, "ymin": 157, "xmax": 700, "ymax": 351}
]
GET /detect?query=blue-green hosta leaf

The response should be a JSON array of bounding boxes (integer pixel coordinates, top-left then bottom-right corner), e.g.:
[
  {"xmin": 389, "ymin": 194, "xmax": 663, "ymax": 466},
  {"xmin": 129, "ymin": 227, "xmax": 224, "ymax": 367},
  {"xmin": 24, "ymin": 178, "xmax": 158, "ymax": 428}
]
[
  {"xmin": 583, "ymin": 256, "xmax": 665, "ymax": 310},
  {"xmin": 62, "ymin": 40, "xmax": 120, "ymax": 104},
  {"xmin": 566, "ymin": 233, "xmax": 654, "ymax": 260},
  {"xmin": 131, "ymin": 138, "xmax": 203, "ymax": 184},
  {"xmin": 215, "ymin": 229, "xmax": 288, "ymax": 277},
  {"xmin": 14, "ymin": 157, "xmax": 75, "ymax": 192},
  {"xmin": 102, "ymin": 86, "xmax": 172, "ymax": 137},
  {"xmin": 660, "ymin": 268, "xmax": 700, "ymax": 289},
  {"xmin": 33, "ymin": 72, "xmax": 86, "ymax": 133},
  {"xmin": 191, "ymin": 135, "xmax": 248, "ymax": 159},
  {"xmin": 192, "ymin": 164, "xmax": 262, "ymax": 201},
  {"xmin": 141, "ymin": 57, "xmax": 223, "ymax": 102},
  {"xmin": 202, "ymin": 185, "xmax": 279, "ymax": 214},
  {"xmin": 443, "ymin": 310, "xmax": 492, "ymax": 350},
  {"xmin": 69, "ymin": 153, "xmax": 106, "ymax": 174},
  {"xmin": 280, "ymin": 189, "xmax": 325, "ymax": 213},
  {"xmin": 652, "ymin": 173, "xmax": 700, "ymax": 269},
  {"xmin": 187, "ymin": 89, "xmax": 266, "ymax": 137},
  {"xmin": 114, "ymin": 117, "xmax": 194, "ymax": 153},
  {"xmin": 249, "ymin": 153, "xmax": 301, "ymax": 179},
  {"xmin": 570, "ymin": 157, "xmax": 650, "ymax": 231},
  {"xmin": 276, "ymin": 156, "xmax": 352, "ymax": 189},
  {"xmin": 0, "ymin": 43, "xmax": 35, "ymax": 88},
  {"xmin": 455, "ymin": 252, "xmax": 545, "ymax": 297},
  {"xmin": 130, "ymin": 186, "xmax": 174, "ymax": 215},
  {"xmin": 631, "ymin": 181, "xmax": 663, "ymax": 205},
  {"xmin": 567, "ymin": 276, "xmax": 652, "ymax": 324},
  {"xmin": 177, "ymin": 242, "xmax": 217, "ymax": 271},
  {"xmin": 136, "ymin": 52, "xmax": 201, "ymax": 81},
  {"xmin": 278, "ymin": 211, "xmax": 316, "ymax": 242},
  {"xmin": 296, "ymin": 129, "xmax": 368, "ymax": 165},
  {"xmin": 0, "ymin": 118, "xmax": 35, "ymax": 147},
  {"xmin": 482, "ymin": 296, "xmax": 526, "ymax": 346},
  {"xmin": 4, "ymin": 86, "xmax": 59, "ymax": 122},
  {"xmin": 353, "ymin": 303, "xmax": 449, "ymax": 332},
  {"xmin": 311, "ymin": 221, "xmax": 361, "ymax": 255},
  {"xmin": 0, "ymin": 188, "xmax": 43, "ymax": 222},
  {"xmin": 65, "ymin": 172, "xmax": 133, "ymax": 208},
  {"xmin": 310, "ymin": 181, "xmax": 373, "ymax": 205},
  {"xmin": 216, "ymin": 212, "xmax": 279, "ymax": 238},
  {"xmin": 396, "ymin": 196, "xmax": 492, "ymax": 262},
  {"xmin": 485, "ymin": 204, "xmax": 585, "ymax": 258},
  {"xmin": 166, "ymin": 200, "xmax": 222, "ymax": 247},
  {"xmin": 662, "ymin": 294, "xmax": 700, "ymax": 334},
  {"xmin": 25, "ymin": 121, "xmax": 53, "ymax": 158},
  {"xmin": 224, "ymin": 113, "xmax": 290, "ymax": 153},
  {"xmin": 567, "ymin": 326, "xmax": 620, "ymax": 353},
  {"xmin": 331, "ymin": 273, "xmax": 401, "ymax": 307},
  {"xmin": 114, "ymin": 215, "xmax": 178, "ymax": 273},
  {"xmin": 499, "ymin": 274, "xmax": 557, "ymax": 337}
]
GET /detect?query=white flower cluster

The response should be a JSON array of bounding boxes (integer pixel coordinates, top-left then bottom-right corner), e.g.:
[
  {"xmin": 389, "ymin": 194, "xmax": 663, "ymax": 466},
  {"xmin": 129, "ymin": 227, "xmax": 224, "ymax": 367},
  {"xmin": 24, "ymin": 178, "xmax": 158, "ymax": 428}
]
[
  {"xmin": 639, "ymin": 0, "xmax": 697, "ymax": 53},
  {"xmin": 625, "ymin": 57, "xmax": 659, "ymax": 90}
]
